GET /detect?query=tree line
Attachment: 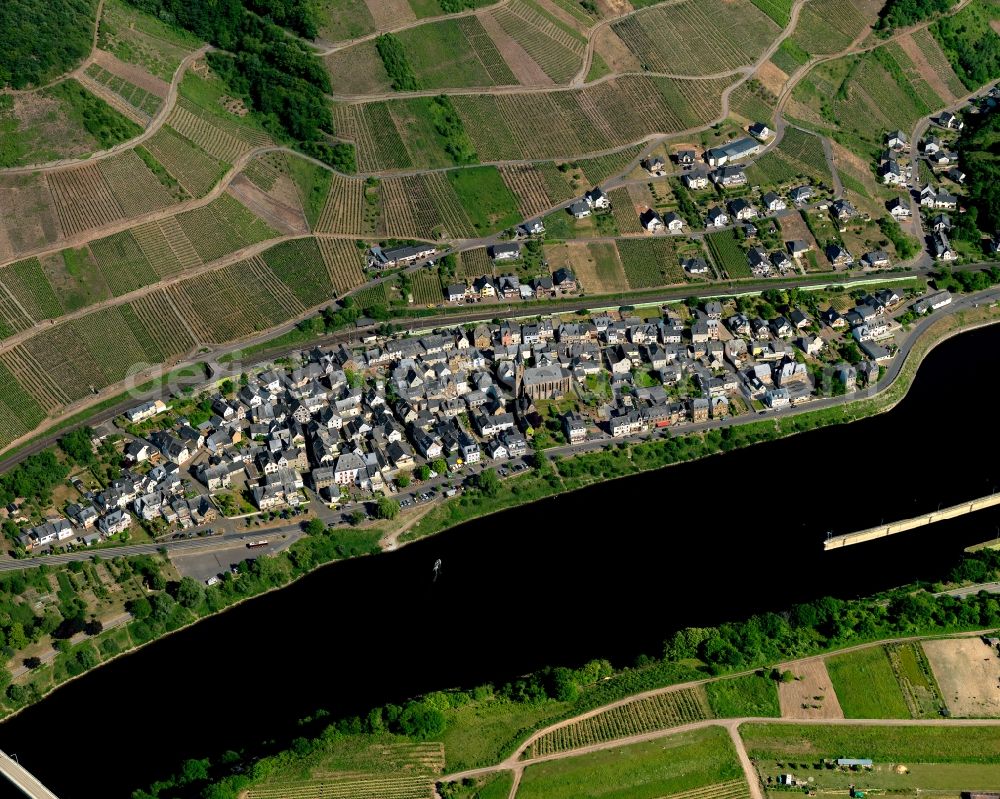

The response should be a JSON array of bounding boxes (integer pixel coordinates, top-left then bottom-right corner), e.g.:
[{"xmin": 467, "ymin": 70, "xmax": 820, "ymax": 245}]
[{"xmin": 0, "ymin": 0, "xmax": 96, "ymax": 89}]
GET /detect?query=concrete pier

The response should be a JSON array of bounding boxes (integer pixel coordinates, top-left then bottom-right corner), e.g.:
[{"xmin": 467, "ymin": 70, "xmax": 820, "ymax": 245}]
[{"xmin": 824, "ymin": 492, "xmax": 1000, "ymax": 550}]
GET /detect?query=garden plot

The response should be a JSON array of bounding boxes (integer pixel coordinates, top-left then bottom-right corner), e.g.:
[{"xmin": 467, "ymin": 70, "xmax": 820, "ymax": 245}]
[
  {"xmin": 611, "ymin": 0, "xmax": 779, "ymax": 76},
  {"xmin": 47, "ymin": 163, "xmax": 124, "ymax": 237},
  {"xmin": 924, "ymin": 637, "xmax": 1000, "ymax": 718},
  {"xmin": 459, "ymin": 248, "xmax": 495, "ymax": 280},
  {"xmin": 227, "ymin": 177, "xmax": 308, "ymax": 236},
  {"xmin": 618, "ymin": 237, "xmax": 696, "ymax": 287},
  {"xmin": 143, "ymin": 126, "xmax": 228, "ymax": 198},
  {"xmin": 776, "ymin": 658, "xmax": 844, "ymax": 719}
]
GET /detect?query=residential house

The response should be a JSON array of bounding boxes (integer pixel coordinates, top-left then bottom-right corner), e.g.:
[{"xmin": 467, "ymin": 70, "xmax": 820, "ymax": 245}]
[
  {"xmin": 640, "ymin": 209, "xmax": 664, "ymax": 232},
  {"xmin": 862, "ymin": 250, "xmax": 890, "ymax": 269},
  {"xmin": 585, "ymin": 187, "xmax": 611, "ymax": 210},
  {"xmin": 563, "ymin": 413, "xmax": 588, "ymax": 444},
  {"xmin": 886, "ymin": 130, "xmax": 908, "ymax": 150},
  {"xmin": 644, "ymin": 156, "xmax": 667, "ymax": 173},
  {"xmin": 786, "ymin": 239, "xmax": 811, "ymax": 257},
  {"xmin": 684, "ymin": 257, "xmax": 710, "ymax": 275},
  {"xmin": 914, "ymin": 290, "xmax": 952, "ymax": 313},
  {"xmin": 789, "ymin": 185, "xmax": 813, "ymax": 204},
  {"xmin": 706, "ymin": 206, "xmax": 729, "ymax": 227},
  {"xmin": 749, "ymin": 121, "xmax": 772, "ymax": 140},
  {"xmin": 761, "ymin": 192, "xmax": 786, "ymax": 212},
  {"xmin": 710, "ymin": 165, "xmax": 747, "ymax": 187},
  {"xmin": 887, "ymin": 197, "xmax": 911, "ymax": 218},
  {"xmin": 825, "ymin": 244, "xmax": 853, "ymax": 268},
  {"xmin": 683, "ymin": 173, "xmax": 709, "ymax": 190},
  {"xmin": 664, "ymin": 211, "xmax": 685, "ymax": 232},
  {"xmin": 521, "ymin": 219, "xmax": 545, "ymax": 236},
  {"xmin": 569, "ymin": 199, "xmax": 591, "ymax": 218},
  {"xmin": 490, "ymin": 243, "xmax": 521, "ymax": 262},
  {"xmin": 675, "ymin": 150, "xmax": 696, "ymax": 166},
  {"xmin": 728, "ymin": 198, "xmax": 757, "ymax": 220},
  {"xmin": 763, "ymin": 387, "xmax": 791, "ymax": 409},
  {"xmin": 933, "ymin": 232, "xmax": 957, "ymax": 260},
  {"xmin": 367, "ymin": 244, "xmax": 435, "ymax": 270},
  {"xmin": 447, "ymin": 283, "xmax": 467, "ymax": 303}
]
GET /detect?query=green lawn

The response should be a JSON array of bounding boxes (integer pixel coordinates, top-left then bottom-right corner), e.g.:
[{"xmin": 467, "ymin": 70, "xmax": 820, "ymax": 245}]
[
  {"xmin": 517, "ymin": 727, "xmax": 745, "ymax": 799},
  {"xmin": 433, "ymin": 697, "xmax": 572, "ymax": 772},
  {"xmin": 826, "ymin": 647, "xmax": 911, "ymax": 719},
  {"xmin": 706, "ymin": 673, "xmax": 780, "ymax": 718},
  {"xmin": 446, "ymin": 166, "xmax": 522, "ymax": 234},
  {"xmin": 742, "ymin": 723, "xmax": 1000, "ymax": 763}
]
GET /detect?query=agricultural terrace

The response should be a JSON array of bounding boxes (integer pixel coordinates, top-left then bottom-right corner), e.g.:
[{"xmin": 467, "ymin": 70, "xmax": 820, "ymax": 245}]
[
  {"xmin": 81, "ymin": 60, "xmax": 165, "ymax": 124},
  {"xmin": 458, "ymin": 247, "xmax": 495, "ymax": 279},
  {"xmin": 174, "ymin": 193, "xmax": 277, "ymax": 263},
  {"xmin": 261, "ymin": 238, "xmax": 334, "ymax": 308},
  {"xmin": 47, "ymin": 162, "xmax": 126, "ymax": 237},
  {"xmin": 380, "ymin": 173, "xmax": 477, "ymax": 239},
  {"xmin": 410, "ymin": 268, "xmax": 446, "ymax": 305},
  {"xmin": 392, "ymin": 17, "xmax": 518, "ymax": 89},
  {"xmin": 910, "ymin": 27, "xmax": 967, "ymax": 99},
  {"xmin": 443, "ymin": 75, "xmax": 733, "ymax": 162},
  {"xmin": 745, "ymin": 127, "xmax": 832, "ymax": 186},
  {"xmin": 315, "ymin": 0, "xmax": 376, "ymax": 42},
  {"xmin": 617, "ymin": 237, "xmax": 699, "ymax": 288},
  {"xmin": 522, "ymin": 687, "xmax": 713, "ymax": 759},
  {"xmin": 336, "ymin": 102, "xmax": 413, "ymax": 172},
  {"xmin": 488, "ymin": 0, "xmax": 586, "ymax": 85},
  {"xmin": 499, "ymin": 163, "xmax": 576, "ymax": 219},
  {"xmin": 0, "ymin": 258, "xmax": 63, "ymax": 326},
  {"xmin": 706, "ymin": 230, "xmax": 750, "ymax": 279},
  {"xmin": 316, "ymin": 174, "xmax": 377, "ymax": 236},
  {"xmin": 318, "ymin": 238, "xmax": 368, "ymax": 297},
  {"xmin": 792, "ymin": 47, "xmax": 947, "ymax": 149},
  {"xmin": 324, "ymin": 40, "xmax": 392, "ymax": 96},
  {"xmin": 99, "ymin": 150, "xmax": 187, "ymax": 213},
  {"xmin": 0, "ymin": 362, "xmax": 47, "ymax": 448},
  {"xmin": 750, "ymin": 0, "xmax": 793, "ymax": 26},
  {"xmin": 787, "ymin": 0, "xmax": 879, "ymax": 56},
  {"xmin": 574, "ymin": 145, "xmax": 646, "ymax": 187},
  {"xmin": 245, "ymin": 738, "xmax": 444, "ymax": 799},
  {"xmin": 730, "ymin": 80, "xmax": 778, "ymax": 126},
  {"xmin": 610, "ymin": 0, "xmax": 779, "ymax": 76},
  {"xmin": 742, "ymin": 723, "xmax": 1000, "ymax": 763},
  {"xmin": 143, "ymin": 126, "xmax": 229, "ymax": 198},
  {"xmin": 445, "ymin": 167, "xmax": 521, "ymax": 234},
  {"xmin": 97, "ymin": 0, "xmax": 201, "ymax": 81},
  {"xmin": 376, "ymin": 97, "xmax": 479, "ymax": 171},
  {"xmin": 0, "ymin": 174, "xmax": 61, "ymax": 262},
  {"xmin": 518, "ymin": 727, "xmax": 748, "ymax": 799}
]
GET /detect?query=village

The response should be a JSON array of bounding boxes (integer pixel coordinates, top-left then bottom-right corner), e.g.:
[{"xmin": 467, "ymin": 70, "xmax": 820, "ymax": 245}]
[
  {"xmin": 6, "ymin": 275, "xmax": 955, "ymax": 559},
  {"xmin": 365, "ymin": 85, "xmax": 1000, "ymax": 311}
]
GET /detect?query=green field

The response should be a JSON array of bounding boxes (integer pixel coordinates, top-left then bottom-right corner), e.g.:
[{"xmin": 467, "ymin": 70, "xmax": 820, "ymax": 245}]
[
  {"xmin": 706, "ymin": 230, "xmax": 749, "ymax": 278},
  {"xmin": 706, "ymin": 674, "xmax": 780, "ymax": 718},
  {"xmin": 617, "ymin": 238, "xmax": 691, "ymax": 288},
  {"xmin": 261, "ymin": 238, "xmax": 332, "ymax": 307},
  {"xmin": 446, "ymin": 166, "xmax": 522, "ymax": 234},
  {"xmin": 826, "ymin": 647, "xmax": 911, "ymax": 719},
  {"xmin": 743, "ymin": 723, "xmax": 1000, "ymax": 763},
  {"xmin": 518, "ymin": 727, "xmax": 746, "ymax": 799},
  {"xmin": 434, "ymin": 698, "xmax": 572, "ymax": 772}
]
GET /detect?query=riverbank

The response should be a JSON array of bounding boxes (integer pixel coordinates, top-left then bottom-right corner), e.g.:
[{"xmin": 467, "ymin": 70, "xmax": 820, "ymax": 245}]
[
  {"xmin": 396, "ymin": 297, "xmax": 1000, "ymax": 547},
  {"xmin": 0, "ymin": 291, "xmax": 996, "ymax": 729},
  {"xmin": 131, "ymin": 545, "xmax": 1000, "ymax": 799}
]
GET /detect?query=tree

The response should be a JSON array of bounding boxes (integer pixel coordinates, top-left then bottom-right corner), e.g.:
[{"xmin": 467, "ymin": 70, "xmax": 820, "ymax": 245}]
[
  {"xmin": 376, "ymin": 496, "xmax": 399, "ymax": 520},
  {"xmin": 397, "ymin": 474, "xmax": 411, "ymax": 488},
  {"xmin": 6, "ymin": 622, "xmax": 26, "ymax": 651},
  {"xmin": 304, "ymin": 518, "xmax": 325, "ymax": 536},
  {"xmin": 416, "ymin": 464, "xmax": 431, "ymax": 481},
  {"xmin": 474, "ymin": 469, "xmax": 502, "ymax": 498},
  {"xmin": 431, "ymin": 459, "xmax": 448, "ymax": 475},
  {"xmin": 58, "ymin": 427, "xmax": 96, "ymax": 466},
  {"xmin": 174, "ymin": 577, "xmax": 205, "ymax": 610},
  {"xmin": 397, "ymin": 701, "xmax": 446, "ymax": 739},
  {"xmin": 84, "ymin": 619, "xmax": 103, "ymax": 636},
  {"xmin": 127, "ymin": 596, "xmax": 152, "ymax": 619},
  {"xmin": 349, "ymin": 510, "xmax": 366, "ymax": 526}
]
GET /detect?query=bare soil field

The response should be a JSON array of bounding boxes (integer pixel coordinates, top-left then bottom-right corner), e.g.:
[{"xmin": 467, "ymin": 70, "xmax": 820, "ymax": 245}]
[
  {"xmin": 92, "ymin": 49, "xmax": 169, "ymax": 97},
  {"xmin": 364, "ymin": 0, "xmax": 416, "ymax": 29},
  {"xmin": 777, "ymin": 659, "xmax": 845, "ymax": 719},
  {"xmin": 7, "ymin": 91, "xmax": 103, "ymax": 165},
  {"xmin": 924, "ymin": 637, "xmax": 1000, "ymax": 718},
  {"xmin": 324, "ymin": 42, "xmax": 393, "ymax": 95},
  {"xmin": 477, "ymin": 11, "xmax": 554, "ymax": 86},
  {"xmin": 553, "ymin": 240, "xmax": 628, "ymax": 293},
  {"xmin": 0, "ymin": 175, "xmax": 62, "ymax": 260},
  {"xmin": 895, "ymin": 33, "xmax": 956, "ymax": 104},
  {"xmin": 226, "ymin": 178, "xmax": 308, "ymax": 236},
  {"xmin": 756, "ymin": 60, "xmax": 789, "ymax": 97},
  {"xmin": 592, "ymin": 27, "xmax": 642, "ymax": 74},
  {"xmin": 777, "ymin": 211, "xmax": 819, "ymax": 254}
]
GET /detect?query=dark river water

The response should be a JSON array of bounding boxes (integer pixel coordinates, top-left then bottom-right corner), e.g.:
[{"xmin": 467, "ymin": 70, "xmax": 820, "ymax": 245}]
[{"xmin": 3, "ymin": 324, "xmax": 1000, "ymax": 798}]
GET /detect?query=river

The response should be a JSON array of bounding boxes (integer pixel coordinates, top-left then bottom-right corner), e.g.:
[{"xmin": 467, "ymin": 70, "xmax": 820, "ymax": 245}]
[{"xmin": 2, "ymin": 324, "xmax": 1000, "ymax": 798}]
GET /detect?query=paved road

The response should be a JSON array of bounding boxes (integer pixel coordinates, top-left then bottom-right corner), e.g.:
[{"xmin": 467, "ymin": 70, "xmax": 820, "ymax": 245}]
[{"xmin": 0, "ymin": 750, "xmax": 60, "ymax": 799}]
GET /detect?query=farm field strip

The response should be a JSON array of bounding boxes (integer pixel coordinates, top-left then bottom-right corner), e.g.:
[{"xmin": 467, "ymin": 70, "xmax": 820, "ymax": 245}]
[
  {"xmin": 410, "ymin": 268, "xmax": 445, "ymax": 305},
  {"xmin": 490, "ymin": 4, "xmax": 583, "ymax": 84},
  {"xmin": 89, "ymin": 230, "xmax": 159, "ymax": 297},
  {"xmin": 617, "ymin": 236, "xmax": 692, "ymax": 288},
  {"xmin": 354, "ymin": 103, "xmax": 412, "ymax": 172},
  {"xmin": 458, "ymin": 16, "xmax": 518, "ymax": 85},
  {"xmin": 131, "ymin": 219, "xmax": 197, "ymax": 280},
  {"xmin": 423, "ymin": 172, "xmax": 476, "ymax": 239},
  {"xmin": 523, "ymin": 686, "xmax": 713, "ymax": 759},
  {"xmin": 790, "ymin": 0, "xmax": 871, "ymax": 54},
  {"xmin": 47, "ymin": 163, "xmax": 125, "ymax": 237},
  {"xmin": 129, "ymin": 291, "xmax": 196, "ymax": 356},
  {"xmin": 316, "ymin": 175, "xmax": 372, "ymax": 236},
  {"xmin": 911, "ymin": 27, "xmax": 967, "ymax": 98},
  {"xmin": 0, "ymin": 258, "xmax": 62, "ymax": 323},
  {"xmin": 612, "ymin": 0, "xmax": 778, "ymax": 76},
  {"xmin": 247, "ymin": 775, "xmax": 432, "ymax": 799},
  {"xmin": 174, "ymin": 194, "xmax": 277, "ymax": 263},
  {"xmin": 500, "ymin": 164, "xmax": 559, "ymax": 218},
  {"xmin": 260, "ymin": 239, "xmax": 331, "ymax": 309},
  {"xmin": 99, "ymin": 150, "xmax": 179, "ymax": 215},
  {"xmin": 706, "ymin": 230, "xmax": 750, "ymax": 278},
  {"xmin": 609, "ymin": 188, "xmax": 643, "ymax": 234},
  {"xmin": 167, "ymin": 103, "xmax": 256, "ymax": 164},
  {"xmin": 318, "ymin": 238, "xmax": 367, "ymax": 296},
  {"xmin": 143, "ymin": 126, "xmax": 229, "ymax": 198},
  {"xmin": 379, "ymin": 178, "xmax": 421, "ymax": 239}
]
